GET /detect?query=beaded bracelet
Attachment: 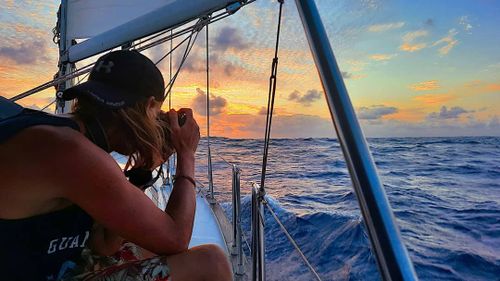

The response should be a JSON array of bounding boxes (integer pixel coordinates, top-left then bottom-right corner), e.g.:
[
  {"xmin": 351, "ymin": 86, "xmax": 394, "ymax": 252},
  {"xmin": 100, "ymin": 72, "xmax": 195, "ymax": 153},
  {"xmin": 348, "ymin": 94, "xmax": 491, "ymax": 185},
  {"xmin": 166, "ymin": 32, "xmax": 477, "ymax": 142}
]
[{"xmin": 174, "ymin": 175, "xmax": 196, "ymax": 187}]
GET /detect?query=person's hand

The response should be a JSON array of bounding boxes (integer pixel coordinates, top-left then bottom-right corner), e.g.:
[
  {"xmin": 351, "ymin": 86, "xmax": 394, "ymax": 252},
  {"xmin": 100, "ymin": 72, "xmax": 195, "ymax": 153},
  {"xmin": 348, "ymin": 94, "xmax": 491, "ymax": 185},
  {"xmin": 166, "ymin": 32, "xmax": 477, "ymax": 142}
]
[{"xmin": 166, "ymin": 108, "xmax": 200, "ymax": 156}]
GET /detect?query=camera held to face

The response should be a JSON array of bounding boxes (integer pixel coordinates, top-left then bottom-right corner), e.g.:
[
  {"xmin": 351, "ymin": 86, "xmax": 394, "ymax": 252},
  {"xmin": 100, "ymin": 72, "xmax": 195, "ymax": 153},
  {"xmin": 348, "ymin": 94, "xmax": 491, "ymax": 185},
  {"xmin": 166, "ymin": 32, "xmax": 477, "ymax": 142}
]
[{"xmin": 158, "ymin": 111, "xmax": 187, "ymax": 156}]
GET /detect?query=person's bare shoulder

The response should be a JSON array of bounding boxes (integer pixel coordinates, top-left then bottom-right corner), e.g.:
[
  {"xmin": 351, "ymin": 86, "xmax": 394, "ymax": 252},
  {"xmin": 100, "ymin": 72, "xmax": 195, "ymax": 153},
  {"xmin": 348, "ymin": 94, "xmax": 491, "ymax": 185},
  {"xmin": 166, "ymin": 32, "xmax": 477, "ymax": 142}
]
[{"xmin": 0, "ymin": 125, "xmax": 97, "ymax": 217}]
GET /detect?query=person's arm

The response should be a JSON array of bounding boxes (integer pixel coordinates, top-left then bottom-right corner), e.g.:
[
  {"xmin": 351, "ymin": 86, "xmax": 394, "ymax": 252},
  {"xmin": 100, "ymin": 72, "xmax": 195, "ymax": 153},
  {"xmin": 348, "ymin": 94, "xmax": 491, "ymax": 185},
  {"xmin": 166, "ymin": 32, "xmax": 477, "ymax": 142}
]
[
  {"xmin": 89, "ymin": 223, "xmax": 124, "ymax": 256},
  {"xmin": 49, "ymin": 109, "xmax": 199, "ymax": 255},
  {"xmin": 163, "ymin": 108, "xmax": 199, "ymax": 243}
]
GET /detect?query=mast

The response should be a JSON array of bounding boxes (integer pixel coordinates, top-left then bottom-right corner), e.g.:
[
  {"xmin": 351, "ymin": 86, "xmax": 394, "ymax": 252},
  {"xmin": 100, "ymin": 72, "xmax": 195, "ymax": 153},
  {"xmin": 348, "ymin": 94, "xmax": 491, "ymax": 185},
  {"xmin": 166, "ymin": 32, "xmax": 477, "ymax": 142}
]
[
  {"xmin": 55, "ymin": 0, "xmax": 74, "ymax": 114},
  {"xmin": 294, "ymin": 1, "xmax": 418, "ymax": 280}
]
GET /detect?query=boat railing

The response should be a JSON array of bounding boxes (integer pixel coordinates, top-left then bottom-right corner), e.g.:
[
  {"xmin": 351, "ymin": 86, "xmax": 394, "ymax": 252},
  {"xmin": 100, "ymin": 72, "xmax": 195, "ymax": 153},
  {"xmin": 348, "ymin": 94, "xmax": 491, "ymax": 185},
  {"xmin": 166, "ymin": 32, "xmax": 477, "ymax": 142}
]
[
  {"xmin": 204, "ymin": 149, "xmax": 248, "ymax": 277},
  {"xmin": 251, "ymin": 183, "xmax": 266, "ymax": 281},
  {"xmin": 231, "ymin": 164, "xmax": 245, "ymax": 275}
]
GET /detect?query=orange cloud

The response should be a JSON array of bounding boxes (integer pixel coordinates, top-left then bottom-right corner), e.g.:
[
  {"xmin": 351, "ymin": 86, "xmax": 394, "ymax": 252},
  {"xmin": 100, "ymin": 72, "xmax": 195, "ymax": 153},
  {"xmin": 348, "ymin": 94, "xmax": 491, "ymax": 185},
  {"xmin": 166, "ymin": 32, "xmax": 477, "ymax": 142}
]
[
  {"xmin": 0, "ymin": 64, "xmax": 19, "ymax": 75},
  {"xmin": 461, "ymin": 80, "xmax": 500, "ymax": 95},
  {"xmin": 432, "ymin": 29, "xmax": 458, "ymax": 55},
  {"xmin": 400, "ymin": 43, "xmax": 426, "ymax": 52},
  {"xmin": 413, "ymin": 94, "xmax": 454, "ymax": 105},
  {"xmin": 369, "ymin": 54, "xmax": 396, "ymax": 61},
  {"xmin": 400, "ymin": 30, "xmax": 428, "ymax": 52},
  {"xmin": 484, "ymin": 83, "xmax": 500, "ymax": 92},
  {"xmin": 410, "ymin": 80, "xmax": 440, "ymax": 91},
  {"xmin": 388, "ymin": 110, "xmax": 423, "ymax": 122}
]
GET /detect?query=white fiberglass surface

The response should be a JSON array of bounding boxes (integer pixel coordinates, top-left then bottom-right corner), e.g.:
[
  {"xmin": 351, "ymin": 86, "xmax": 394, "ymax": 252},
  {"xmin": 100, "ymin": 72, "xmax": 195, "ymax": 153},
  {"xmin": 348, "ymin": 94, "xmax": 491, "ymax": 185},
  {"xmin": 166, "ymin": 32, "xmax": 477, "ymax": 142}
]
[
  {"xmin": 151, "ymin": 185, "xmax": 227, "ymax": 252},
  {"xmin": 113, "ymin": 153, "xmax": 227, "ymax": 252},
  {"xmin": 189, "ymin": 192, "xmax": 227, "ymax": 252},
  {"xmin": 67, "ymin": 0, "xmax": 175, "ymax": 39}
]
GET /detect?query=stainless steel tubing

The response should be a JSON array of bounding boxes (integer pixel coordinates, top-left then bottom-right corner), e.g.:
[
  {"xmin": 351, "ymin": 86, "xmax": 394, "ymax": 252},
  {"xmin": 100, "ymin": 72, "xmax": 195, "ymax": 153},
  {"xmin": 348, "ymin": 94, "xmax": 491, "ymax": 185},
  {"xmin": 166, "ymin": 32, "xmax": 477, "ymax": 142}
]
[
  {"xmin": 231, "ymin": 165, "xmax": 239, "ymax": 255},
  {"xmin": 231, "ymin": 165, "xmax": 244, "ymax": 275},
  {"xmin": 251, "ymin": 184, "xmax": 265, "ymax": 281},
  {"xmin": 294, "ymin": 1, "xmax": 418, "ymax": 280}
]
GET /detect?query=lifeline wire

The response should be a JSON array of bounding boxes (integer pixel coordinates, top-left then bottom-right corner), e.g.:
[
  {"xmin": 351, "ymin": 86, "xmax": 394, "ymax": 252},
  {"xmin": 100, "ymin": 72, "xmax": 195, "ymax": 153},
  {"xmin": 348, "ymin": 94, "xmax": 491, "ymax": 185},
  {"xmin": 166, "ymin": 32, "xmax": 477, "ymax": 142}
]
[{"xmin": 264, "ymin": 201, "xmax": 323, "ymax": 281}]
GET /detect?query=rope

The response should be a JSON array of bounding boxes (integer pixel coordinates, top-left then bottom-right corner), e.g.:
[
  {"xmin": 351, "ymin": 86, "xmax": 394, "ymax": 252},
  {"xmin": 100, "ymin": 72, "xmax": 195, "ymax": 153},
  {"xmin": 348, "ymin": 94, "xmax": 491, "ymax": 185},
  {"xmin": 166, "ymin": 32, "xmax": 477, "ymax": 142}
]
[
  {"xmin": 213, "ymin": 150, "xmax": 233, "ymax": 167},
  {"xmin": 264, "ymin": 201, "xmax": 323, "ymax": 281},
  {"xmin": 76, "ymin": 72, "xmax": 90, "ymax": 85},
  {"xmin": 164, "ymin": 25, "xmax": 201, "ymax": 99},
  {"xmin": 205, "ymin": 18, "xmax": 215, "ymax": 195},
  {"xmin": 10, "ymin": 0, "xmax": 261, "ymax": 102},
  {"xmin": 41, "ymin": 99, "xmax": 56, "ymax": 112},
  {"xmin": 259, "ymin": 0, "xmax": 284, "ymax": 192},
  {"xmin": 153, "ymin": 32, "xmax": 193, "ymax": 66},
  {"xmin": 169, "ymin": 29, "xmax": 173, "ymax": 110},
  {"xmin": 241, "ymin": 228, "xmax": 253, "ymax": 256},
  {"xmin": 11, "ymin": 15, "xmax": 204, "ymax": 102}
]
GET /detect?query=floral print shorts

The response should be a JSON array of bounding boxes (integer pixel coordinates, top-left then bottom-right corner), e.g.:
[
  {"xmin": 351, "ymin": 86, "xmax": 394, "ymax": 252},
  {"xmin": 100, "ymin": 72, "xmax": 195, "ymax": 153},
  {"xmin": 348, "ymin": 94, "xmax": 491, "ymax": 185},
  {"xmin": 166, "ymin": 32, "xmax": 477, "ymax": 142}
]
[
  {"xmin": 66, "ymin": 242, "xmax": 171, "ymax": 281},
  {"xmin": 80, "ymin": 256, "xmax": 170, "ymax": 281}
]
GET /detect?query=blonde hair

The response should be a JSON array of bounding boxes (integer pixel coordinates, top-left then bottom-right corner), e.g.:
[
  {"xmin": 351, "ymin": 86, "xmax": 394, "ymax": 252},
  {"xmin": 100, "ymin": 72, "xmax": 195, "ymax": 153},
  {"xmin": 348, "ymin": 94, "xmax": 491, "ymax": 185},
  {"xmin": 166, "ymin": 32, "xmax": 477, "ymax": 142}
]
[{"xmin": 73, "ymin": 97, "xmax": 168, "ymax": 170}]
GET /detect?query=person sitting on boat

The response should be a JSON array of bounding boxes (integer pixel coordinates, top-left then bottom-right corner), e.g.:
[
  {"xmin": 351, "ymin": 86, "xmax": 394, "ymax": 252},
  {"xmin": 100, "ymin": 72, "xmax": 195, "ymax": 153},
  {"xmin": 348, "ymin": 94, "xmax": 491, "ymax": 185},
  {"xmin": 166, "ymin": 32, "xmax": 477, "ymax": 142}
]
[{"xmin": 0, "ymin": 50, "xmax": 232, "ymax": 281}]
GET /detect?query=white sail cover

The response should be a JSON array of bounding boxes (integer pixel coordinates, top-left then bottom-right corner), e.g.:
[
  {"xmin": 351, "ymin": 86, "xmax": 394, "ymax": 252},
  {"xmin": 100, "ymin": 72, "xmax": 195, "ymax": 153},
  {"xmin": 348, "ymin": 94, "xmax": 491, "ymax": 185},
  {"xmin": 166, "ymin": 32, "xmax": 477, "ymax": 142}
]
[
  {"xmin": 67, "ymin": 0, "xmax": 175, "ymax": 39},
  {"xmin": 66, "ymin": 0, "xmax": 239, "ymax": 62}
]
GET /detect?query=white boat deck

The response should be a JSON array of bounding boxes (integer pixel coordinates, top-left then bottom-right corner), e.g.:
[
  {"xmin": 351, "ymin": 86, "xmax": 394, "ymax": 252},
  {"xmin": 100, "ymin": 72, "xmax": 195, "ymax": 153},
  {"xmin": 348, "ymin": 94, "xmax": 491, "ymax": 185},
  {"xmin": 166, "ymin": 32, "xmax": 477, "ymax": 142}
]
[
  {"xmin": 147, "ymin": 182, "xmax": 228, "ymax": 253},
  {"xmin": 189, "ymin": 192, "xmax": 227, "ymax": 251},
  {"xmin": 114, "ymin": 153, "xmax": 227, "ymax": 253}
]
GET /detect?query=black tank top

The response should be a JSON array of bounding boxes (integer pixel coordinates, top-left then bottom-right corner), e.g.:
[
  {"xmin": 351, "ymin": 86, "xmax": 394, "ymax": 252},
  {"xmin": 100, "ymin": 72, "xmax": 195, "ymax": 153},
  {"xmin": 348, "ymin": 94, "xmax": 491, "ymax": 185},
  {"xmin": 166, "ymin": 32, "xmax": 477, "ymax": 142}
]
[{"xmin": 0, "ymin": 106, "xmax": 94, "ymax": 280}]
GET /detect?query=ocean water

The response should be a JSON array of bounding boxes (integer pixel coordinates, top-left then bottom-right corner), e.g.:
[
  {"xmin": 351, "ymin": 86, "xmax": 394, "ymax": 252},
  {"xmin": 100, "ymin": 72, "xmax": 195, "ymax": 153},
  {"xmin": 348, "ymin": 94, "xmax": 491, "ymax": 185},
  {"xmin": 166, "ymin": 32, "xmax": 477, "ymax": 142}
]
[{"xmin": 194, "ymin": 137, "xmax": 500, "ymax": 281}]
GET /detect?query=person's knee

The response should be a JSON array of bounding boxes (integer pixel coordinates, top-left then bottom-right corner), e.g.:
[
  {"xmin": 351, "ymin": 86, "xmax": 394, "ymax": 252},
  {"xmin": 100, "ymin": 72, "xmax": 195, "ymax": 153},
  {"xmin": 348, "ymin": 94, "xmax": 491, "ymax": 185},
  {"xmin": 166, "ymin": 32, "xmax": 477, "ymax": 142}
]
[
  {"xmin": 194, "ymin": 244, "xmax": 232, "ymax": 278},
  {"xmin": 197, "ymin": 244, "xmax": 226, "ymax": 261}
]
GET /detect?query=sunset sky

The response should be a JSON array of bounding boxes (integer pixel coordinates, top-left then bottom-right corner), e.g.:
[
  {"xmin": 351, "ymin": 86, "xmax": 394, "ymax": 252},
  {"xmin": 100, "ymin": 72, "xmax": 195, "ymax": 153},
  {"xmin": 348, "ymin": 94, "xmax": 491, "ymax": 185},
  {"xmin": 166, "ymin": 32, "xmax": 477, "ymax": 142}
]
[{"xmin": 1, "ymin": 0, "xmax": 499, "ymax": 138}]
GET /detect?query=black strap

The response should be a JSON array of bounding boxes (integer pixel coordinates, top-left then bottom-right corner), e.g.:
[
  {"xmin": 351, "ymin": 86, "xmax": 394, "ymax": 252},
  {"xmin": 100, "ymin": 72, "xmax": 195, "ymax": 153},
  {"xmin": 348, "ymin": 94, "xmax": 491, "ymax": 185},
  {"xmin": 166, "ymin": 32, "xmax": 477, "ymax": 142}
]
[
  {"xmin": 0, "ymin": 109, "xmax": 80, "ymax": 144},
  {"xmin": 125, "ymin": 164, "xmax": 163, "ymax": 191}
]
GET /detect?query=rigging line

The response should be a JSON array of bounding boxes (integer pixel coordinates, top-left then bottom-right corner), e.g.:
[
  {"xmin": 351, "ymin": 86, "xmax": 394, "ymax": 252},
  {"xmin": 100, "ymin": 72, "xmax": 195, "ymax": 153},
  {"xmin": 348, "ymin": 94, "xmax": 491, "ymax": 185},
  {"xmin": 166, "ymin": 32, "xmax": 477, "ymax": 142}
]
[
  {"xmin": 12, "ymin": 4, "xmax": 241, "ymax": 102},
  {"xmin": 206, "ymin": 20, "xmax": 211, "ymax": 142},
  {"xmin": 133, "ymin": 23, "xmax": 195, "ymax": 52},
  {"xmin": 11, "ymin": 0, "xmax": 257, "ymax": 102},
  {"xmin": 163, "ymin": 33, "xmax": 195, "ymax": 98},
  {"xmin": 169, "ymin": 29, "xmax": 173, "ymax": 110},
  {"xmin": 11, "ymin": 27, "xmax": 195, "ymax": 102},
  {"xmin": 131, "ymin": 0, "xmax": 256, "ymax": 50},
  {"xmin": 154, "ymin": 32, "xmax": 193, "ymax": 66},
  {"xmin": 10, "ymin": 64, "xmax": 93, "ymax": 102},
  {"xmin": 213, "ymin": 150, "xmax": 233, "ymax": 167},
  {"xmin": 264, "ymin": 201, "xmax": 323, "ymax": 281},
  {"xmin": 259, "ymin": 0, "xmax": 284, "ymax": 191},
  {"xmin": 164, "ymin": 26, "xmax": 201, "ymax": 99},
  {"xmin": 205, "ymin": 17, "xmax": 215, "ymax": 196},
  {"xmin": 41, "ymin": 99, "xmax": 56, "ymax": 112},
  {"xmin": 76, "ymin": 72, "xmax": 90, "ymax": 85},
  {"xmin": 241, "ymin": 228, "xmax": 253, "ymax": 256},
  {"xmin": 132, "ymin": 6, "xmax": 240, "ymax": 54}
]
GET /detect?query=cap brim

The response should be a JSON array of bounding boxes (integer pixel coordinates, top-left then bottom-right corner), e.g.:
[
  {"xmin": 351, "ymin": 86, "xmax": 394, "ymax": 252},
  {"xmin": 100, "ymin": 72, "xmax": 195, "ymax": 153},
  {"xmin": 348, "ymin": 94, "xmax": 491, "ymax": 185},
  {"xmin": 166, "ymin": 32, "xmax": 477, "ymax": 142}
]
[{"xmin": 62, "ymin": 81, "xmax": 134, "ymax": 109}]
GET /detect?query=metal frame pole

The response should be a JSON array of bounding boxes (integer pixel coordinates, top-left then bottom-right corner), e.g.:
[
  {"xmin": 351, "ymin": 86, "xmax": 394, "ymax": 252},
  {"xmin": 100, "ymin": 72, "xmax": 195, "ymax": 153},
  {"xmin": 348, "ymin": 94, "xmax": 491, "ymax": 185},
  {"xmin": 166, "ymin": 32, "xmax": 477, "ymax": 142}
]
[
  {"xmin": 56, "ymin": 0, "xmax": 75, "ymax": 114},
  {"xmin": 294, "ymin": 1, "xmax": 418, "ymax": 280},
  {"xmin": 232, "ymin": 165, "xmax": 239, "ymax": 254},
  {"xmin": 231, "ymin": 165, "xmax": 244, "ymax": 275},
  {"xmin": 251, "ymin": 184, "xmax": 265, "ymax": 281}
]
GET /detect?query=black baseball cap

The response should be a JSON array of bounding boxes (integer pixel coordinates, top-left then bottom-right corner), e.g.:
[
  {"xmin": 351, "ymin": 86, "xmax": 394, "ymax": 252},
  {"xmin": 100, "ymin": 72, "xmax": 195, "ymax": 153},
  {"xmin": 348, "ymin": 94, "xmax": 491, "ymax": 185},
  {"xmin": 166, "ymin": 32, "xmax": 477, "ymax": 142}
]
[{"xmin": 63, "ymin": 50, "xmax": 165, "ymax": 108}]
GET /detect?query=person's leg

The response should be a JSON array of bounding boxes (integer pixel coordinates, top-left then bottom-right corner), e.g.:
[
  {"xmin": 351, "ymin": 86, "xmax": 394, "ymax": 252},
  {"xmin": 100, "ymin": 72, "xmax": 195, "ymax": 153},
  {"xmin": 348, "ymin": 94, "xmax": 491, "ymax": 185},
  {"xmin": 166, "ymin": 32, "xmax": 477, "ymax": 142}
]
[
  {"xmin": 166, "ymin": 244, "xmax": 232, "ymax": 281},
  {"xmin": 77, "ymin": 244, "xmax": 232, "ymax": 281}
]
